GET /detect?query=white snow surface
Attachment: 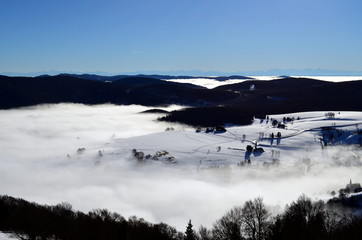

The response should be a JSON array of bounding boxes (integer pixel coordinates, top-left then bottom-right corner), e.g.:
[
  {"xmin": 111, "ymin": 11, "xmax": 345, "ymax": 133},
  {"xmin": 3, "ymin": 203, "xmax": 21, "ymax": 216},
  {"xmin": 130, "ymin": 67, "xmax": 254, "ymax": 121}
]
[
  {"xmin": 1, "ymin": 104, "xmax": 362, "ymax": 231},
  {"xmin": 0, "ymin": 232, "xmax": 13, "ymax": 240}
]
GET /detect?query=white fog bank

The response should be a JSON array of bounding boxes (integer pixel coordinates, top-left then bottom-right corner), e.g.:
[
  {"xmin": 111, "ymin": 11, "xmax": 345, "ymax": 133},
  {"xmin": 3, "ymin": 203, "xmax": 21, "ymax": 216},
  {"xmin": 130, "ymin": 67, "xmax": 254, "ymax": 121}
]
[
  {"xmin": 1, "ymin": 104, "xmax": 362, "ymax": 231},
  {"xmin": 165, "ymin": 76, "xmax": 362, "ymax": 89}
]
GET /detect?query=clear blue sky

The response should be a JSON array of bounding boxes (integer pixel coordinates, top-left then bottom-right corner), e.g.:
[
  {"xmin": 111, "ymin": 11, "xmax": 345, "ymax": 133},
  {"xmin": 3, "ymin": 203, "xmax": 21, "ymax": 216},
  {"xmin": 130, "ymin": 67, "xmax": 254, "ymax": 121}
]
[{"xmin": 1, "ymin": 0, "xmax": 362, "ymax": 75}]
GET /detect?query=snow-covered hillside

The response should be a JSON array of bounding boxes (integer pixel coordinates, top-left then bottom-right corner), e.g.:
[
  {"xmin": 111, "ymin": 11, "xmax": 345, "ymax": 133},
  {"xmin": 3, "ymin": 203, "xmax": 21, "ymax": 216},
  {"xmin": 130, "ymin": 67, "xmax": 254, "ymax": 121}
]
[
  {"xmin": 1, "ymin": 104, "xmax": 362, "ymax": 231},
  {"xmin": 106, "ymin": 111, "xmax": 362, "ymax": 169},
  {"xmin": 0, "ymin": 232, "xmax": 12, "ymax": 240}
]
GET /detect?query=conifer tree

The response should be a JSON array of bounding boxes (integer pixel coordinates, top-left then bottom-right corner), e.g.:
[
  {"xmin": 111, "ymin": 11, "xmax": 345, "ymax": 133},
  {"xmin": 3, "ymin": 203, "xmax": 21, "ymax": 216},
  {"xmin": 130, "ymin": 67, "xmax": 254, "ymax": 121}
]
[{"xmin": 185, "ymin": 219, "xmax": 197, "ymax": 240}]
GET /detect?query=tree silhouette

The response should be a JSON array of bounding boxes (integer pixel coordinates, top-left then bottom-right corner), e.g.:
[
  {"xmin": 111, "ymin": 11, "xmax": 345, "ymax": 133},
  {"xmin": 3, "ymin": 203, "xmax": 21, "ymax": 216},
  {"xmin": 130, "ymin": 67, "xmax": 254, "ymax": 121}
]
[
  {"xmin": 184, "ymin": 220, "xmax": 197, "ymax": 240},
  {"xmin": 268, "ymin": 195, "xmax": 327, "ymax": 240},
  {"xmin": 212, "ymin": 198, "xmax": 270, "ymax": 240},
  {"xmin": 241, "ymin": 197, "xmax": 270, "ymax": 240},
  {"xmin": 198, "ymin": 225, "xmax": 212, "ymax": 240},
  {"xmin": 212, "ymin": 206, "xmax": 243, "ymax": 240}
]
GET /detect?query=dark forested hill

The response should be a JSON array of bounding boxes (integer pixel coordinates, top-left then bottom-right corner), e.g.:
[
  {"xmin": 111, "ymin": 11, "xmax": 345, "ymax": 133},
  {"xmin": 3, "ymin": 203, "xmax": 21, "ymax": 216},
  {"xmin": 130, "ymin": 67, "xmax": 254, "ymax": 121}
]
[
  {"xmin": 56, "ymin": 73, "xmax": 253, "ymax": 82},
  {"xmin": 1, "ymin": 75, "xmax": 362, "ymax": 126},
  {"xmin": 160, "ymin": 77, "xmax": 362, "ymax": 126},
  {"xmin": 0, "ymin": 75, "xmax": 238, "ymax": 109}
]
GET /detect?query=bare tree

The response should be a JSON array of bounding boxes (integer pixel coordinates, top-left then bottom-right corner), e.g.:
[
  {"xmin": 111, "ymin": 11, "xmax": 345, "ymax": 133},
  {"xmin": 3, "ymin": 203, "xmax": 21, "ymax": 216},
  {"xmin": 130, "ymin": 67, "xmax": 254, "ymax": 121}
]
[
  {"xmin": 240, "ymin": 197, "xmax": 270, "ymax": 240},
  {"xmin": 212, "ymin": 206, "xmax": 243, "ymax": 240},
  {"xmin": 212, "ymin": 198, "xmax": 270, "ymax": 240}
]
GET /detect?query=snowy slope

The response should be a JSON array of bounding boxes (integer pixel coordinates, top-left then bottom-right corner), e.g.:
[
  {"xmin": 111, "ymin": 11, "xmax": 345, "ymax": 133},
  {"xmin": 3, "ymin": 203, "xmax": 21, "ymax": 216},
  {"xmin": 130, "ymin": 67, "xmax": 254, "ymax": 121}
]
[
  {"xmin": 0, "ymin": 232, "xmax": 12, "ymax": 240},
  {"xmin": 104, "ymin": 111, "xmax": 362, "ymax": 170}
]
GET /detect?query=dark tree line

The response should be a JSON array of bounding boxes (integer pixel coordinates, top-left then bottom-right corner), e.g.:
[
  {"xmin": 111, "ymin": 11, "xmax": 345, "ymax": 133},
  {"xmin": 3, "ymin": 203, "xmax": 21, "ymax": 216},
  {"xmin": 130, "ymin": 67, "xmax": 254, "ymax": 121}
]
[
  {"xmin": 267, "ymin": 195, "xmax": 362, "ymax": 240},
  {"xmin": 0, "ymin": 195, "xmax": 182, "ymax": 240},
  {"xmin": 1, "ymin": 194, "xmax": 362, "ymax": 240},
  {"xmin": 200, "ymin": 195, "xmax": 362, "ymax": 240}
]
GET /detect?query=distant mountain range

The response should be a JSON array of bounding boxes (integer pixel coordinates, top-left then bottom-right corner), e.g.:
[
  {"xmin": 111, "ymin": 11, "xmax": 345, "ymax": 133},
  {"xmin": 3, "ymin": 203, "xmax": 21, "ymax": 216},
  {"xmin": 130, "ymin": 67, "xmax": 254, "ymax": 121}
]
[
  {"xmin": 1, "ymin": 74, "xmax": 362, "ymax": 126},
  {"xmin": 53, "ymin": 73, "xmax": 253, "ymax": 82},
  {"xmin": 3, "ymin": 69, "xmax": 362, "ymax": 77}
]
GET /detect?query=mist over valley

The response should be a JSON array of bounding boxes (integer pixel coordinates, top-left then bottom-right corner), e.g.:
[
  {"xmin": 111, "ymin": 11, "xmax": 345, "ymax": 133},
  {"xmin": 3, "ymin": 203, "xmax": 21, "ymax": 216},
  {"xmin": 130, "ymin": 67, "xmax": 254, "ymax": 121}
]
[{"xmin": 1, "ymin": 101, "xmax": 362, "ymax": 233}]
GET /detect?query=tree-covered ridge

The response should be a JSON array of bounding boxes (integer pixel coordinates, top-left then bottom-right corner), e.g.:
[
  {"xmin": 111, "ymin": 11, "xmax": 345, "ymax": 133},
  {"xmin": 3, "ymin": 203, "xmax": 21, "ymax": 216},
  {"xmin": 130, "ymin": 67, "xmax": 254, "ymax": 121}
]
[
  {"xmin": 1, "ymin": 194, "xmax": 362, "ymax": 240},
  {"xmin": 0, "ymin": 195, "xmax": 182, "ymax": 240},
  {"xmin": 1, "ymin": 75, "xmax": 362, "ymax": 126}
]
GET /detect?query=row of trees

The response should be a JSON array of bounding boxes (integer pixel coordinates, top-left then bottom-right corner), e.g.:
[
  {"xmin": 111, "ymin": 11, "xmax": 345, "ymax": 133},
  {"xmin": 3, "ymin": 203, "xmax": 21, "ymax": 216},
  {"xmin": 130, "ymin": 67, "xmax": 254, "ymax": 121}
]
[
  {"xmin": 1, "ymin": 194, "xmax": 362, "ymax": 240},
  {"xmin": 0, "ymin": 195, "xmax": 182, "ymax": 240},
  {"xmin": 195, "ymin": 195, "xmax": 362, "ymax": 240}
]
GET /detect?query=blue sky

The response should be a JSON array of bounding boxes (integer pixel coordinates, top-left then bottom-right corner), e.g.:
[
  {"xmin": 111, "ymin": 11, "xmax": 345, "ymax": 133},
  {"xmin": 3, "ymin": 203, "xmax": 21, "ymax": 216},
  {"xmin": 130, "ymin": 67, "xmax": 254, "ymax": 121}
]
[{"xmin": 1, "ymin": 0, "xmax": 362, "ymax": 75}]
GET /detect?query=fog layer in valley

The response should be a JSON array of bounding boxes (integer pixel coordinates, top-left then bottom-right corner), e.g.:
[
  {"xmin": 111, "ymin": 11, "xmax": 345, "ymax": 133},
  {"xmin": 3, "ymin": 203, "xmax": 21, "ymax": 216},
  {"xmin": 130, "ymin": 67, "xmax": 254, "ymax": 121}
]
[
  {"xmin": 1, "ymin": 104, "xmax": 361, "ymax": 231},
  {"xmin": 166, "ymin": 76, "xmax": 362, "ymax": 89}
]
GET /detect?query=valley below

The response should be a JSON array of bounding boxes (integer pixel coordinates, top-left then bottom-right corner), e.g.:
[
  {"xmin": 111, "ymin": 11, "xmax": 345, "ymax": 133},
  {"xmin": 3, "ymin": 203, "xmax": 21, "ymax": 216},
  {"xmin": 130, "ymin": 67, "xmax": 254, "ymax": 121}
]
[{"xmin": 1, "ymin": 103, "xmax": 362, "ymax": 232}]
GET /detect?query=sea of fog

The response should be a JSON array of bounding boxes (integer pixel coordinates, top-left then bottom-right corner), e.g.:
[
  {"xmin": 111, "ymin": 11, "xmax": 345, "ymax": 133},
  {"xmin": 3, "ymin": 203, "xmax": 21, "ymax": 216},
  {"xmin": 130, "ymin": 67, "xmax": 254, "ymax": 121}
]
[
  {"xmin": 1, "ymin": 103, "xmax": 362, "ymax": 231},
  {"xmin": 166, "ymin": 76, "xmax": 362, "ymax": 89}
]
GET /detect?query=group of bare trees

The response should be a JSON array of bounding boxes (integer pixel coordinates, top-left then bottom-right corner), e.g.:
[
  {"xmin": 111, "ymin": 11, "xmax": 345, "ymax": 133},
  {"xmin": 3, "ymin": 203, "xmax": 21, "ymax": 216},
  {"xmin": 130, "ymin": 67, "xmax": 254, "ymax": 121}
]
[
  {"xmin": 194, "ymin": 195, "xmax": 362, "ymax": 240},
  {"xmin": 211, "ymin": 198, "xmax": 269, "ymax": 240},
  {"xmin": 185, "ymin": 198, "xmax": 270, "ymax": 240}
]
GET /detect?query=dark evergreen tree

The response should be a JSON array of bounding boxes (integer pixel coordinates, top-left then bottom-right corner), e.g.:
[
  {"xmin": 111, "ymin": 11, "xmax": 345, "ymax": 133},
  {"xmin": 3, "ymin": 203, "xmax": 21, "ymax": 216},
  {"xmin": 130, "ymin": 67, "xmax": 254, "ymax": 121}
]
[{"xmin": 185, "ymin": 219, "xmax": 197, "ymax": 240}]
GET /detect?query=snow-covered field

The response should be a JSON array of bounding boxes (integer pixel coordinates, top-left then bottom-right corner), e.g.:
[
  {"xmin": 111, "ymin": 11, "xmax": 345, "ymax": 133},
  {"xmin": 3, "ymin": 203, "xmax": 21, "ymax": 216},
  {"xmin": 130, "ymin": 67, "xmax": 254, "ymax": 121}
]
[
  {"xmin": 1, "ymin": 104, "xmax": 362, "ymax": 231},
  {"xmin": 0, "ymin": 233, "xmax": 12, "ymax": 240},
  {"xmin": 0, "ymin": 232, "xmax": 11, "ymax": 240}
]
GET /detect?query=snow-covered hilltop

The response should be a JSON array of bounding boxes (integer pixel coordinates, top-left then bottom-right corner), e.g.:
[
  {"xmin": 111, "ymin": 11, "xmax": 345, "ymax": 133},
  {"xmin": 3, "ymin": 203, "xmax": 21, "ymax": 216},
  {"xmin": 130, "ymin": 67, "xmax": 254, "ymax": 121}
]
[{"xmin": 102, "ymin": 111, "xmax": 362, "ymax": 170}]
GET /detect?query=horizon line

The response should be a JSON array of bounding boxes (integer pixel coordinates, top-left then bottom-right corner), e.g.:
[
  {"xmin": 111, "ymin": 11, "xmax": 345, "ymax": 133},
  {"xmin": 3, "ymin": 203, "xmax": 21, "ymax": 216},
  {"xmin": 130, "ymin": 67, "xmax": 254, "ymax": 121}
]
[{"xmin": 2, "ymin": 68, "xmax": 362, "ymax": 77}]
